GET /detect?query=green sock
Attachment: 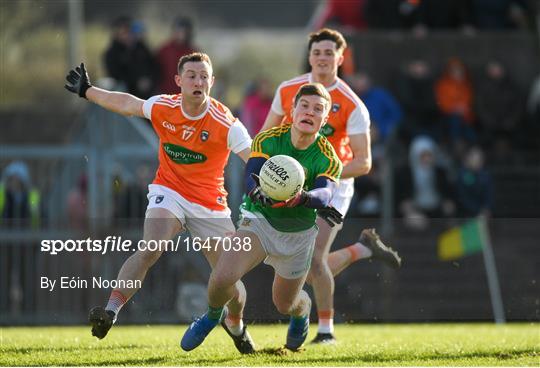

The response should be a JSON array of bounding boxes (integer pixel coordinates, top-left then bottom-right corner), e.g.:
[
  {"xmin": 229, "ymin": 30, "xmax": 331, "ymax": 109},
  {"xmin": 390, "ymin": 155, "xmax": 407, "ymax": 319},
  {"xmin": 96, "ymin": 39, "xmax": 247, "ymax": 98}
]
[
  {"xmin": 207, "ymin": 306, "xmax": 224, "ymax": 320},
  {"xmin": 292, "ymin": 315, "xmax": 307, "ymax": 322}
]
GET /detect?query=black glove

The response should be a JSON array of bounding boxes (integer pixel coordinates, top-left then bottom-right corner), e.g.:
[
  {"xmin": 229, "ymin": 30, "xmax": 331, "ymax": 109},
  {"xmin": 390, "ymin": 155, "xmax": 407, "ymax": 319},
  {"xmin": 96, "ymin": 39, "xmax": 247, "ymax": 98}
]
[
  {"xmin": 248, "ymin": 173, "xmax": 275, "ymax": 207},
  {"xmin": 317, "ymin": 206, "xmax": 343, "ymax": 227},
  {"xmin": 64, "ymin": 63, "xmax": 92, "ymax": 98}
]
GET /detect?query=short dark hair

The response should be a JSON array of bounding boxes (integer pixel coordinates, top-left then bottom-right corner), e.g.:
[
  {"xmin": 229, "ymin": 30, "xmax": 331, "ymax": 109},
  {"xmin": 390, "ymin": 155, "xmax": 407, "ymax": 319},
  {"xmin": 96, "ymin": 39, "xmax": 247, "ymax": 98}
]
[
  {"xmin": 177, "ymin": 52, "xmax": 212, "ymax": 75},
  {"xmin": 111, "ymin": 16, "xmax": 131, "ymax": 30},
  {"xmin": 293, "ymin": 83, "xmax": 331, "ymax": 111},
  {"xmin": 173, "ymin": 16, "xmax": 194, "ymax": 43},
  {"xmin": 308, "ymin": 28, "xmax": 347, "ymax": 53}
]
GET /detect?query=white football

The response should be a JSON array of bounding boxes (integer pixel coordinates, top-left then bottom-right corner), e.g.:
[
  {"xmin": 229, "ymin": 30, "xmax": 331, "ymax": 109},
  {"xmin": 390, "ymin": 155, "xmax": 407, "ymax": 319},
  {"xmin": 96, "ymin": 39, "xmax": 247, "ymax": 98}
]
[{"xmin": 259, "ymin": 155, "xmax": 305, "ymax": 201}]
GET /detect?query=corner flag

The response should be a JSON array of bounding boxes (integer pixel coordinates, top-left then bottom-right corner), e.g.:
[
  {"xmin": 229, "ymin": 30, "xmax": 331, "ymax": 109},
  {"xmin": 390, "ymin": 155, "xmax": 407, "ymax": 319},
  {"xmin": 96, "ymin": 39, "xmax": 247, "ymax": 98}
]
[
  {"xmin": 438, "ymin": 217, "xmax": 505, "ymax": 323},
  {"xmin": 438, "ymin": 218, "xmax": 485, "ymax": 261}
]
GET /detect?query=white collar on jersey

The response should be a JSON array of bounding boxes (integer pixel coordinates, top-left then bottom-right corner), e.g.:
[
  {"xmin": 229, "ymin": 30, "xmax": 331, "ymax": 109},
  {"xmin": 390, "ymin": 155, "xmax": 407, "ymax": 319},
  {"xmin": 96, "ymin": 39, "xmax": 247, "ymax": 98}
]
[
  {"xmin": 308, "ymin": 73, "xmax": 339, "ymax": 92},
  {"xmin": 180, "ymin": 99, "xmax": 210, "ymax": 120}
]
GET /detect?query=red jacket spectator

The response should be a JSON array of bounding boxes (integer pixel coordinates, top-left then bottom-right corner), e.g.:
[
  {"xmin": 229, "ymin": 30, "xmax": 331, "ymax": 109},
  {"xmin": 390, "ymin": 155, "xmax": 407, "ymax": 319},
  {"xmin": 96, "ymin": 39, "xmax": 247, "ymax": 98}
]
[
  {"xmin": 314, "ymin": 0, "xmax": 369, "ymax": 31},
  {"xmin": 156, "ymin": 17, "xmax": 197, "ymax": 94},
  {"xmin": 240, "ymin": 79, "xmax": 273, "ymax": 136}
]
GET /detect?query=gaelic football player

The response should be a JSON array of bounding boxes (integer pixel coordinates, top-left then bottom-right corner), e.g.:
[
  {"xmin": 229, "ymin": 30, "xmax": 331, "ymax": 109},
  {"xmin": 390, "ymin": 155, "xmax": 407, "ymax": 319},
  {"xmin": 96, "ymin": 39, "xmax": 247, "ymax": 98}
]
[
  {"xmin": 181, "ymin": 83, "xmax": 343, "ymax": 352},
  {"xmin": 261, "ymin": 28, "xmax": 401, "ymax": 344},
  {"xmin": 64, "ymin": 53, "xmax": 255, "ymax": 353}
]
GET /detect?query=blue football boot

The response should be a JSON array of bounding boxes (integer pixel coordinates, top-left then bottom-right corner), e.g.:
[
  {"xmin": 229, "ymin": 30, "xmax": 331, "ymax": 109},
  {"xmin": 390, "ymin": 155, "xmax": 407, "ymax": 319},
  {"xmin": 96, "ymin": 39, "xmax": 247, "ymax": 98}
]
[
  {"xmin": 285, "ymin": 314, "xmax": 309, "ymax": 351},
  {"xmin": 180, "ymin": 308, "xmax": 226, "ymax": 351}
]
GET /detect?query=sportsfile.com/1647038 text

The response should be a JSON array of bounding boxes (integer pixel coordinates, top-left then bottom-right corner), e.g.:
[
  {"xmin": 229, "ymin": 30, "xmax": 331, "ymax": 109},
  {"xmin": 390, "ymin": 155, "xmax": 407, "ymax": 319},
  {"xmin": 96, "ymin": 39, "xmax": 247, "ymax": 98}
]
[{"xmin": 40, "ymin": 236, "xmax": 252, "ymax": 255}]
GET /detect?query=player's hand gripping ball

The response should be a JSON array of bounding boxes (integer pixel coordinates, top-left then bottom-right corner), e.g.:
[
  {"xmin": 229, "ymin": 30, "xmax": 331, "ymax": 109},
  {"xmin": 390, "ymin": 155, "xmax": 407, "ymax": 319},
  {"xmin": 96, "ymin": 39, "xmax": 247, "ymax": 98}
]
[{"xmin": 258, "ymin": 155, "xmax": 305, "ymax": 201}]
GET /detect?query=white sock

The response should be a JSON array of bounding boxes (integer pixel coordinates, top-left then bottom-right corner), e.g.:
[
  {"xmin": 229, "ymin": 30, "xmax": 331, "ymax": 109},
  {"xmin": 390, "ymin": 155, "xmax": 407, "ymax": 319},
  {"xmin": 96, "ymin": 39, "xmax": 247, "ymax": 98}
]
[
  {"xmin": 105, "ymin": 290, "xmax": 127, "ymax": 321},
  {"xmin": 318, "ymin": 318, "xmax": 334, "ymax": 334},
  {"xmin": 318, "ymin": 310, "xmax": 334, "ymax": 334},
  {"xmin": 225, "ymin": 317, "xmax": 244, "ymax": 336}
]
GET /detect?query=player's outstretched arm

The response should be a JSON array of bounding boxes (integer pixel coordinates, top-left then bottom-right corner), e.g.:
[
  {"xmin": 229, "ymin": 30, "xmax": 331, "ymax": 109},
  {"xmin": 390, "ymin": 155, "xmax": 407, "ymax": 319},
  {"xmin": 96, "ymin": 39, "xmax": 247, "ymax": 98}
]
[
  {"xmin": 271, "ymin": 176, "xmax": 337, "ymax": 209},
  {"xmin": 65, "ymin": 63, "xmax": 145, "ymax": 118},
  {"xmin": 340, "ymin": 133, "xmax": 372, "ymax": 179},
  {"xmin": 271, "ymin": 176, "xmax": 343, "ymax": 227}
]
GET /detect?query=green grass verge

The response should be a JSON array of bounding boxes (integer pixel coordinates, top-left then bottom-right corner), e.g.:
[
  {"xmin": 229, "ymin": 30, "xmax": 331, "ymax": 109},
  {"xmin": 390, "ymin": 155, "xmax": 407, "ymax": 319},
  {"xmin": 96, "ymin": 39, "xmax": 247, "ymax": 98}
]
[{"xmin": 1, "ymin": 323, "xmax": 538, "ymax": 366}]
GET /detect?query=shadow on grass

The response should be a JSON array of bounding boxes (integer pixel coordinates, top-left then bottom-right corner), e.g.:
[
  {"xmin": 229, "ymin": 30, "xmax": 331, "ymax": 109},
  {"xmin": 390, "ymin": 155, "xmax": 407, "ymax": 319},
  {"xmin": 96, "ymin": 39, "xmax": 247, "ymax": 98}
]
[
  {"xmin": 169, "ymin": 346, "xmax": 539, "ymax": 366},
  {"xmin": 271, "ymin": 347, "xmax": 539, "ymax": 365},
  {"xmin": 1, "ymin": 344, "xmax": 155, "ymax": 354},
  {"xmin": 69, "ymin": 357, "xmax": 167, "ymax": 366},
  {"xmin": 0, "ymin": 357, "xmax": 167, "ymax": 367},
  {"xmin": 176, "ymin": 347, "xmax": 293, "ymax": 365},
  {"xmin": 3, "ymin": 346, "xmax": 537, "ymax": 366}
]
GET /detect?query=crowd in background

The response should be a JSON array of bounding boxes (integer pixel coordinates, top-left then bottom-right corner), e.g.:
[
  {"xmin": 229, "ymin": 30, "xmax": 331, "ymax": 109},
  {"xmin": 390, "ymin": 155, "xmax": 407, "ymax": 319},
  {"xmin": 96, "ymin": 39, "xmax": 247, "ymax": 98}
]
[
  {"xmin": 312, "ymin": 0, "xmax": 532, "ymax": 33},
  {"xmin": 2, "ymin": 0, "xmax": 539, "ymax": 231}
]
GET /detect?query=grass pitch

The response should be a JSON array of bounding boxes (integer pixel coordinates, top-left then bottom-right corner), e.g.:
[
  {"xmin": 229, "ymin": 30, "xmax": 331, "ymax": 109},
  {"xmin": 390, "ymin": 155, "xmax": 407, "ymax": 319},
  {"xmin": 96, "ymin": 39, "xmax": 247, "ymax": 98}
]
[{"xmin": 1, "ymin": 323, "xmax": 538, "ymax": 366}]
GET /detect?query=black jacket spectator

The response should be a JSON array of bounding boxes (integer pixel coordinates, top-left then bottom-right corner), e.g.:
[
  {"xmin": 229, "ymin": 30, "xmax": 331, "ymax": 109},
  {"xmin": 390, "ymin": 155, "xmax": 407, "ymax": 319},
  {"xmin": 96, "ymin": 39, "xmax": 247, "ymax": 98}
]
[
  {"xmin": 475, "ymin": 61, "xmax": 523, "ymax": 146},
  {"xmin": 413, "ymin": 0, "xmax": 473, "ymax": 29},
  {"xmin": 394, "ymin": 60, "xmax": 440, "ymax": 143},
  {"xmin": 104, "ymin": 17, "xmax": 158, "ymax": 99}
]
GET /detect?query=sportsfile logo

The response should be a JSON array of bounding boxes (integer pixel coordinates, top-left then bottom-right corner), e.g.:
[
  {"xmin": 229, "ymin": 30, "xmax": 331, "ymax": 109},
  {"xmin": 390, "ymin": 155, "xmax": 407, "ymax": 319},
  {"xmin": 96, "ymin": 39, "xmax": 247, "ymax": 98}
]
[{"xmin": 162, "ymin": 121, "xmax": 176, "ymax": 132}]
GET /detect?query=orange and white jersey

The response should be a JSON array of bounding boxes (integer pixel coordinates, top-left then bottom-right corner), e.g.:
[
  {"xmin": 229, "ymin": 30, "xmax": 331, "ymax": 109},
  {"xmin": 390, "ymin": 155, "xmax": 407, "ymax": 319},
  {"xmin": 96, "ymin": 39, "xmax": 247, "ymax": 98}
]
[
  {"xmin": 142, "ymin": 94, "xmax": 251, "ymax": 211},
  {"xmin": 271, "ymin": 73, "xmax": 370, "ymax": 166}
]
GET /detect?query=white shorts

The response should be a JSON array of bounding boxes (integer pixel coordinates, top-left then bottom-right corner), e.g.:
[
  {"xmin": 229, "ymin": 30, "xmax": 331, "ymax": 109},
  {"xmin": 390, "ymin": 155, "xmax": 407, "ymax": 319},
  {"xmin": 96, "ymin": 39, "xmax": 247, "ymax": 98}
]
[
  {"xmin": 146, "ymin": 184, "xmax": 235, "ymax": 239},
  {"xmin": 238, "ymin": 209, "xmax": 317, "ymax": 279},
  {"xmin": 327, "ymin": 178, "xmax": 354, "ymax": 229}
]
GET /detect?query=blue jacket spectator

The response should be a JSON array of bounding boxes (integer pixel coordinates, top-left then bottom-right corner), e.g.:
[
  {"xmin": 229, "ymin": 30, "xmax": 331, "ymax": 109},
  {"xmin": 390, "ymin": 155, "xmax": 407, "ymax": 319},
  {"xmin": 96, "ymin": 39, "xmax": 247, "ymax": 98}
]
[{"xmin": 348, "ymin": 72, "xmax": 402, "ymax": 142}]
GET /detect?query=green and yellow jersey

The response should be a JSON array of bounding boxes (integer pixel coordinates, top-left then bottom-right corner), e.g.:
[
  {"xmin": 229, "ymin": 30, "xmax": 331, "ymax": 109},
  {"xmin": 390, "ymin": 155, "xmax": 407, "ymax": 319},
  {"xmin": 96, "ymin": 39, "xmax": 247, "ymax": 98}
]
[{"xmin": 243, "ymin": 124, "xmax": 342, "ymax": 232}]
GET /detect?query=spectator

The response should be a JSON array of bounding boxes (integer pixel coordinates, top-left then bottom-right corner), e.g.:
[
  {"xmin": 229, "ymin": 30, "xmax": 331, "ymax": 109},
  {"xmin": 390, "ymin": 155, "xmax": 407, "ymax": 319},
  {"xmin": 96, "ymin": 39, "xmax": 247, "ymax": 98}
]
[
  {"xmin": 114, "ymin": 165, "xmax": 153, "ymax": 222},
  {"xmin": 435, "ymin": 57, "xmax": 476, "ymax": 144},
  {"xmin": 348, "ymin": 72, "xmax": 402, "ymax": 142},
  {"xmin": 130, "ymin": 20, "xmax": 159, "ymax": 99},
  {"xmin": 471, "ymin": 0, "xmax": 530, "ymax": 30},
  {"xmin": 519, "ymin": 73, "xmax": 540, "ymax": 153},
  {"xmin": 156, "ymin": 17, "xmax": 197, "ymax": 94},
  {"xmin": 527, "ymin": 74, "xmax": 540, "ymax": 122},
  {"xmin": 104, "ymin": 17, "xmax": 158, "ymax": 99},
  {"xmin": 103, "ymin": 17, "xmax": 133, "ymax": 91},
  {"xmin": 312, "ymin": 0, "xmax": 369, "ymax": 32},
  {"xmin": 0, "ymin": 161, "xmax": 41, "ymax": 229},
  {"xmin": 475, "ymin": 60, "xmax": 523, "ymax": 147},
  {"xmin": 66, "ymin": 174, "xmax": 87, "ymax": 231},
  {"xmin": 240, "ymin": 78, "xmax": 273, "ymax": 136},
  {"xmin": 365, "ymin": 0, "xmax": 418, "ymax": 29},
  {"xmin": 411, "ymin": 0, "xmax": 474, "ymax": 35},
  {"xmin": 455, "ymin": 146, "xmax": 493, "ymax": 217},
  {"xmin": 396, "ymin": 136, "xmax": 455, "ymax": 230},
  {"xmin": 394, "ymin": 59, "xmax": 441, "ymax": 142}
]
